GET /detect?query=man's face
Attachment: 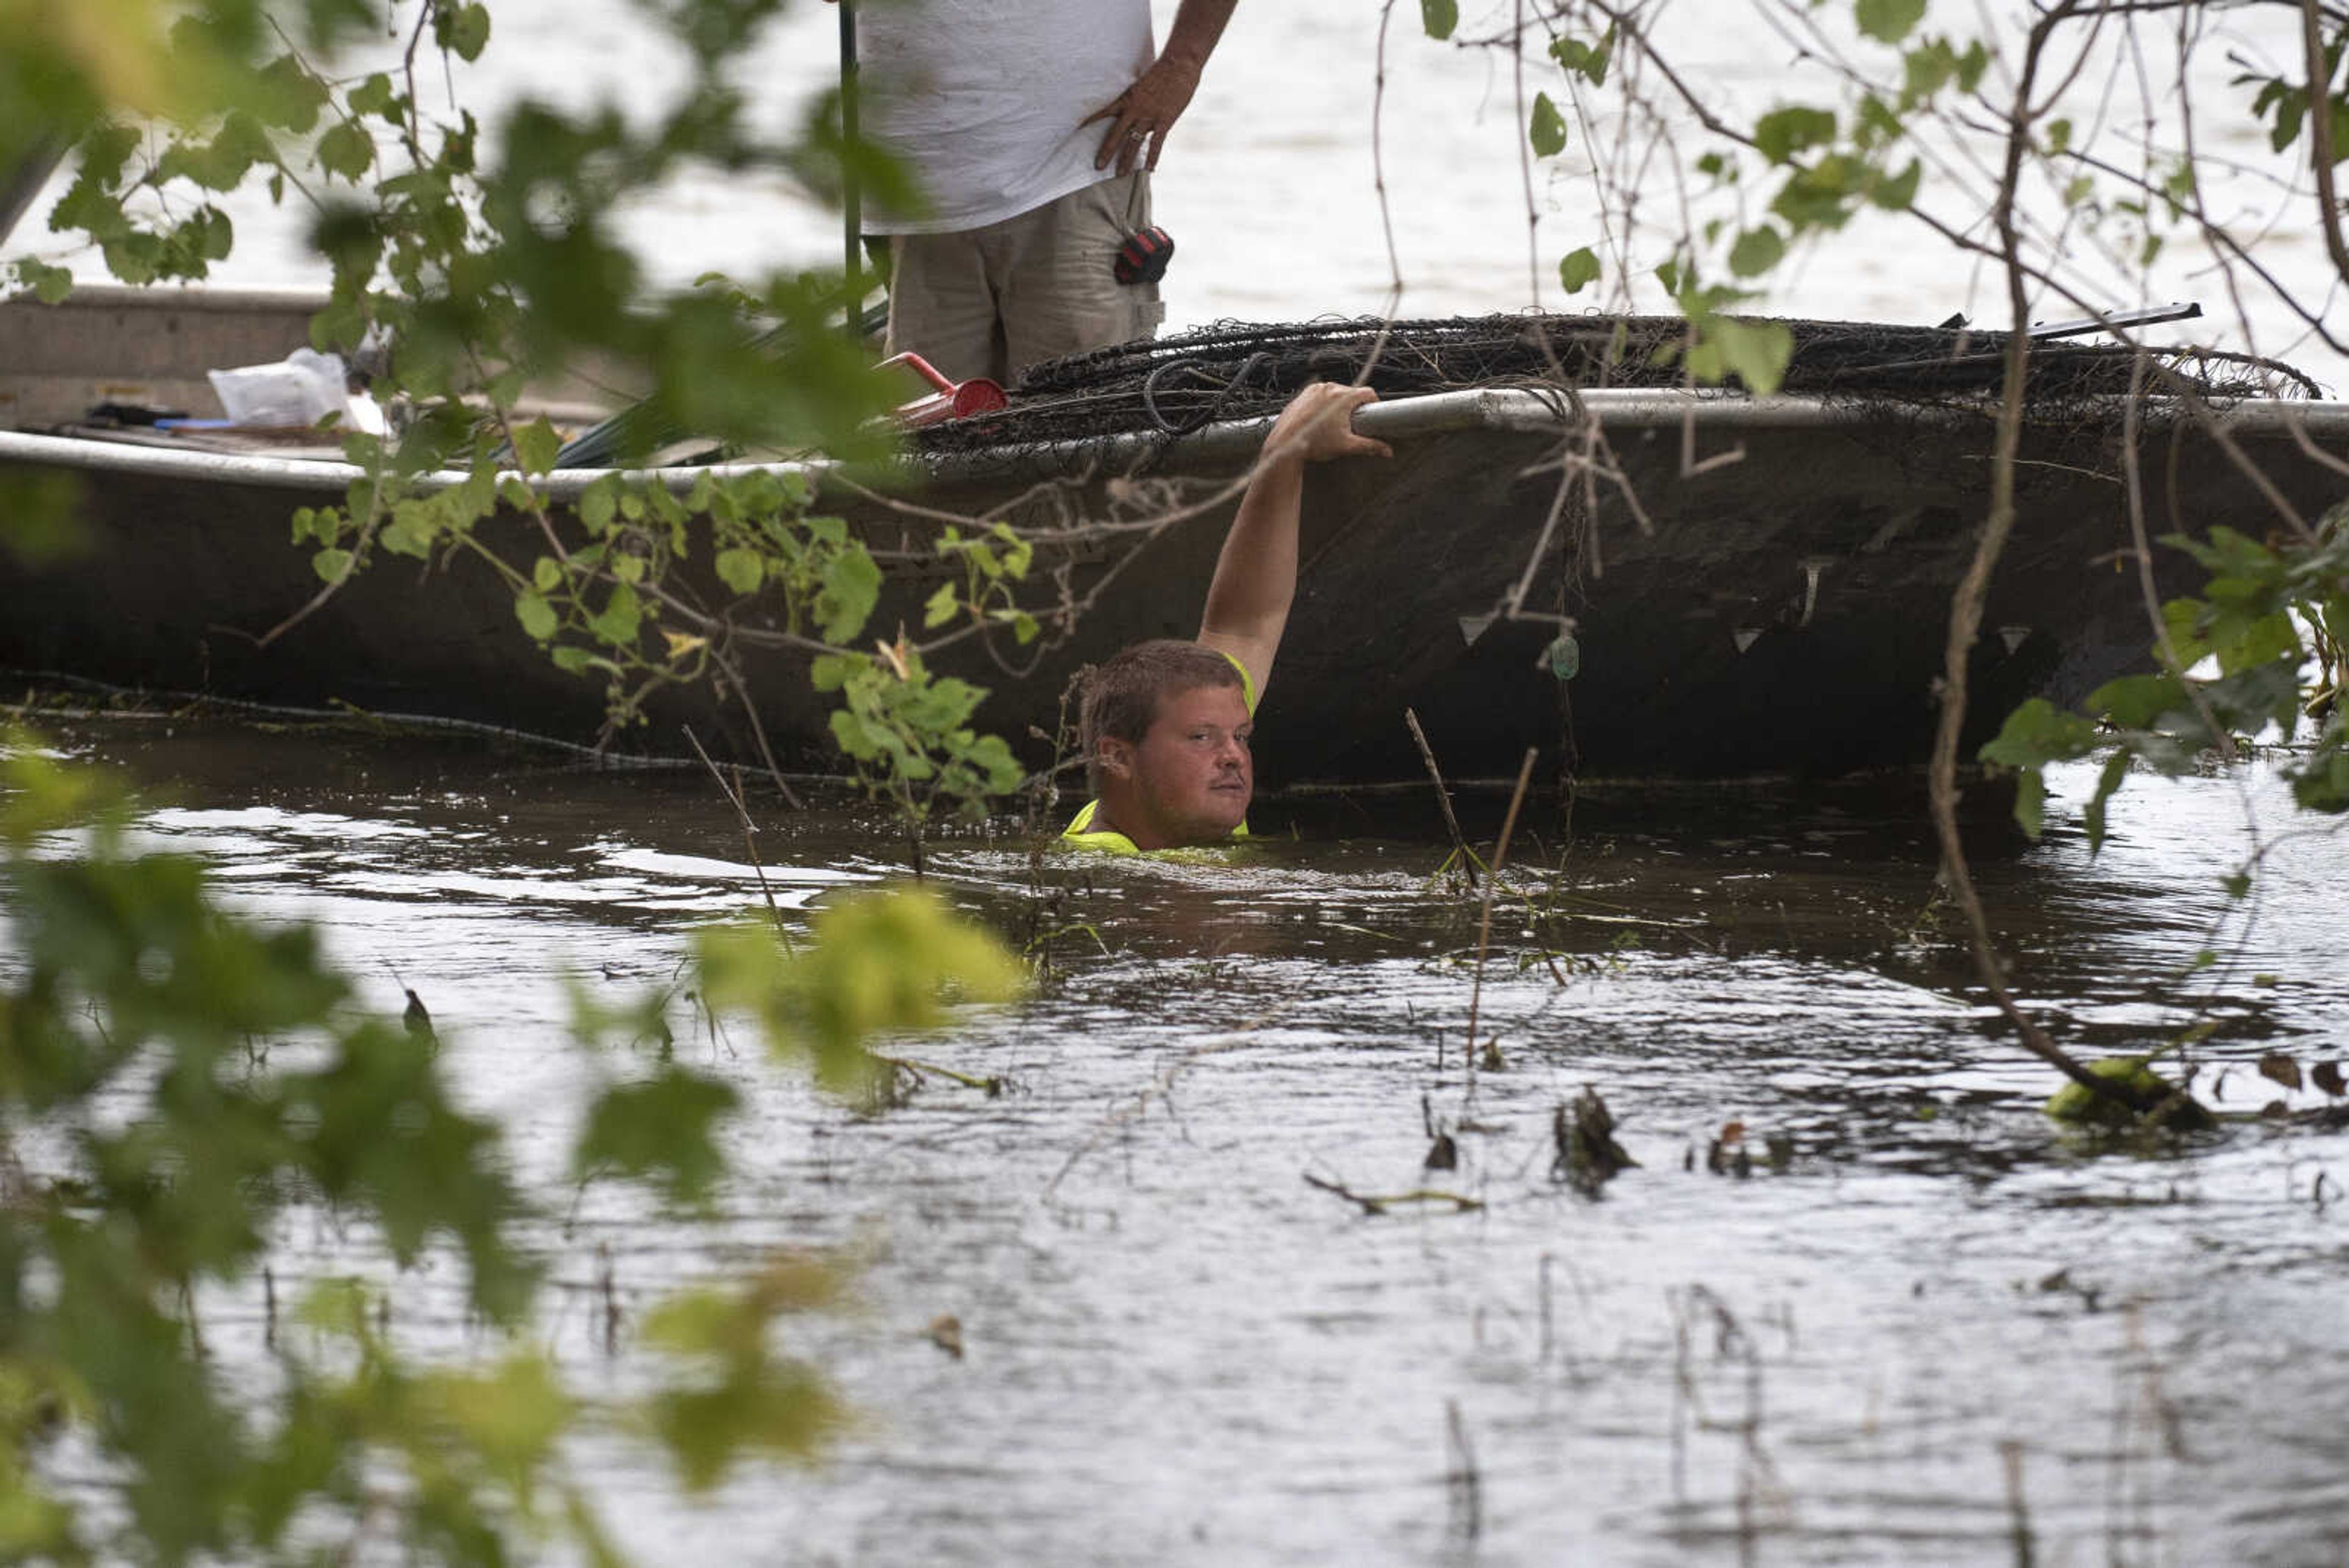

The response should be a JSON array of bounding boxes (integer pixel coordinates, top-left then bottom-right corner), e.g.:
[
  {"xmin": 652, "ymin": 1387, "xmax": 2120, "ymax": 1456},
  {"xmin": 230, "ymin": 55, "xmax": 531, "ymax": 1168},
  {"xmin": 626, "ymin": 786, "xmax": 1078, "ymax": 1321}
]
[{"xmin": 1111, "ymin": 682, "xmax": 1253, "ymax": 847}]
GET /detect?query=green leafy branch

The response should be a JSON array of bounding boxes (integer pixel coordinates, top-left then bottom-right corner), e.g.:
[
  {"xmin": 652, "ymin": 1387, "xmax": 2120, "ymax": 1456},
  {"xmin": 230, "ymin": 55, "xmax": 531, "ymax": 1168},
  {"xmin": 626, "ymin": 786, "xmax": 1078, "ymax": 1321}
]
[
  {"xmin": 0, "ymin": 735, "xmax": 1026, "ymax": 1562},
  {"xmin": 1983, "ymin": 517, "xmax": 2349, "ymax": 845},
  {"xmin": 10, "ymin": 0, "xmax": 1088, "ymax": 827}
]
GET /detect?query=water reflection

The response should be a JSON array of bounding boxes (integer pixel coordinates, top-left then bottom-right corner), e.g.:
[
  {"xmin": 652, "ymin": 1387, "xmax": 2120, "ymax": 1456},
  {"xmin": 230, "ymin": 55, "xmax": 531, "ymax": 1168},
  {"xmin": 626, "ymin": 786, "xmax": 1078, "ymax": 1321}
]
[{"xmin": 9, "ymin": 714, "xmax": 2349, "ymax": 1566}]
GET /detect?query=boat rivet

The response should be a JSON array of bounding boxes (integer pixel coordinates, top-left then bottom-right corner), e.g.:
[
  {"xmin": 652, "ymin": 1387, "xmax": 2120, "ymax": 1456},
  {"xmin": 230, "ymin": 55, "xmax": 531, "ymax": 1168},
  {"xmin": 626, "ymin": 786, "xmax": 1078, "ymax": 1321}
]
[
  {"xmin": 1998, "ymin": 625, "xmax": 2030, "ymax": 654},
  {"xmin": 1733, "ymin": 628, "xmax": 1762, "ymax": 653}
]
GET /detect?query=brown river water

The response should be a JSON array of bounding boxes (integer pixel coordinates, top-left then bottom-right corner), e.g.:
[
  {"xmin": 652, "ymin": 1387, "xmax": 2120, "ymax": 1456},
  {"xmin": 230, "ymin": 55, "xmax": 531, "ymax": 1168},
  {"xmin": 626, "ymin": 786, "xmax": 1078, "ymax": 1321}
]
[
  {"xmin": 12, "ymin": 0, "xmax": 2349, "ymax": 1559},
  {"xmin": 9, "ymin": 709, "xmax": 2347, "ymax": 1566}
]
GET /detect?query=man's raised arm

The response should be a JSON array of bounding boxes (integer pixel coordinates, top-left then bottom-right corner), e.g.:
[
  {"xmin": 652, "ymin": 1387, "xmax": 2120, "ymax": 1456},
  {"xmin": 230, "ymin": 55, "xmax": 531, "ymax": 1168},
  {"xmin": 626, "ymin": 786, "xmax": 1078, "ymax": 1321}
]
[{"xmin": 1197, "ymin": 383, "xmax": 1390, "ymax": 699}]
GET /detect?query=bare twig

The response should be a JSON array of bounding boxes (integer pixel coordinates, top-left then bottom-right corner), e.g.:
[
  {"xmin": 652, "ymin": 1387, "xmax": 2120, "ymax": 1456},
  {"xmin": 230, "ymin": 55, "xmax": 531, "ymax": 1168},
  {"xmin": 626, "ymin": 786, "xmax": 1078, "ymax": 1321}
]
[
  {"xmin": 1463, "ymin": 747, "xmax": 1540, "ymax": 1060},
  {"xmin": 1302, "ymin": 1173, "xmax": 1484, "ymax": 1216},
  {"xmin": 1404, "ymin": 707, "xmax": 1477, "ymax": 890},
  {"xmin": 1928, "ymin": 3, "xmax": 2186, "ymax": 1123},
  {"xmin": 871, "ymin": 1053, "xmax": 1004, "ymax": 1095},
  {"xmin": 683, "ymin": 726, "xmax": 794, "ymax": 946},
  {"xmin": 2304, "ymin": 0, "xmax": 2349, "ymax": 288},
  {"xmin": 1372, "ymin": 0, "xmax": 1409, "ymax": 318}
]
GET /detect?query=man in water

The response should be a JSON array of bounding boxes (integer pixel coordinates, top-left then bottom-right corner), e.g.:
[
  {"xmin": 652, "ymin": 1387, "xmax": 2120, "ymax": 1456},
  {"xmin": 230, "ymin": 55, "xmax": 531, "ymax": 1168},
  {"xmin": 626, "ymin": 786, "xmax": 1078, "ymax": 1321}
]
[
  {"xmin": 1063, "ymin": 383, "xmax": 1390, "ymax": 853},
  {"xmin": 839, "ymin": 0, "xmax": 1239, "ymax": 385}
]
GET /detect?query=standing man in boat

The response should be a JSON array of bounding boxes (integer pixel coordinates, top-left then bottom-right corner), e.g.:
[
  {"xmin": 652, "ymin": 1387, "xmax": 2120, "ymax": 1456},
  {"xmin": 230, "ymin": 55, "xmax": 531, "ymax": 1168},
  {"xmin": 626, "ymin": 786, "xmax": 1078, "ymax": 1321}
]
[
  {"xmin": 832, "ymin": 0, "xmax": 1239, "ymax": 386},
  {"xmin": 1063, "ymin": 382, "xmax": 1392, "ymax": 854}
]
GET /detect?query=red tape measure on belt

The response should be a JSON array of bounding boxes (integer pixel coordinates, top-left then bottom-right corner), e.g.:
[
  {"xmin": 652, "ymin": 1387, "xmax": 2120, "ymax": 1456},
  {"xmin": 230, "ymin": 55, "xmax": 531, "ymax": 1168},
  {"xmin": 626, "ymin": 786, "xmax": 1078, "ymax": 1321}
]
[{"xmin": 1114, "ymin": 225, "xmax": 1174, "ymax": 285}]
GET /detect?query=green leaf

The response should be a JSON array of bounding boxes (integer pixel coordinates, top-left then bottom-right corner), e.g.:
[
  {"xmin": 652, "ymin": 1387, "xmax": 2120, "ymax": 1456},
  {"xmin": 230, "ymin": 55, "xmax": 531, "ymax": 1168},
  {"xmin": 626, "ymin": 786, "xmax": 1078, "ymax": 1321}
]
[
  {"xmin": 579, "ymin": 477, "xmax": 619, "ymax": 531},
  {"xmin": 1854, "ymin": 0, "xmax": 1928, "ymax": 45},
  {"xmin": 1869, "ymin": 158, "xmax": 1921, "ymax": 211},
  {"xmin": 311, "ymin": 547, "xmax": 354, "ymax": 584},
  {"xmin": 1688, "ymin": 318, "xmax": 1794, "ymax": 395},
  {"xmin": 348, "ymin": 72, "xmax": 399, "ymax": 119},
  {"xmin": 533, "ymin": 556, "xmax": 563, "ymax": 592},
  {"xmin": 1980, "ymin": 697, "xmax": 2102, "ymax": 771},
  {"xmin": 808, "ymin": 653, "xmax": 856, "ymax": 694},
  {"xmin": 982, "ymin": 609, "xmax": 1040, "ymax": 645},
  {"xmin": 2082, "ymin": 749, "xmax": 2132, "ymax": 852},
  {"xmin": 922, "ymin": 581, "xmax": 960, "ymax": 630},
  {"xmin": 574, "ymin": 1068, "xmax": 740, "ymax": 1205},
  {"xmin": 1855, "ymin": 94, "xmax": 1905, "ymax": 149},
  {"xmin": 511, "ymin": 416, "xmax": 560, "ymax": 476},
  {"xmin": 714, "ymin": 548, "xmax": 764, "ymax": 594},
  {"xmin": 1954, "ymin": 40, "xmax": 1990, "ymax": 92},
  {"xmin": 1549, "ymin": 30, "xmax": 1613, "ymax": 86},
  {"xmin": 2091, "ymin": 672, "xmax": 2187, "ymax": 732},
  {"xmin": 515, "ymin": 592, "xmax": 558, "ymax": 642},
  {"xmin": 1530, "ymin": 93, "xmax": 1569, "ymax": 158},
  {"xmin": 2009, "ymin": 765, "xmax": 2050, "ymax": 840},
  {"xmin": 12, "ymin": 258, "xmax": 73, "ymax": 303},
  {"xmin": 155, "ymin": 112, "xmax": 275, "ymax": 193},
  {"xmin": 1420, "ymin": 0, "xmax": 1458, "ymax": 40},
  {"xmin": 1754, "ymin": 105, "xmax": 1838, "ymax": 165},
  {"xmin": 315, "ymin": 120, "xmax": 375, "ymax": 182},
  {"xmin": 251, "ymin": 54, "xmax": 330, "ymax": 134},
  {"xmin": 1558, "ymin": 246, "xmax": 1601, "ymax": 294},
  {"xmin": 590, "ymin": 582, "xmax": 642, "ymax": 647},
  {"xmin": 697, "ymin": 887, "xmax": 1023, "ymax": 1091},
  {"xmin": 2288, "ymin": 732, "xmax": 2349, "ymax": 813},
  {"xmin": 828, "ymin": 708, "xmax": 878, "ymax": 760},
  {"xmin": 1727, "ymin": 226, "xmax": 1785, "ymax": 277},
  {"xmin": 816, "ymin": 549, "xmax": 881, "ymax": 645},
  {"xmin": 437, "ymin": 1, "xmax": 492, "ymax": 61}
]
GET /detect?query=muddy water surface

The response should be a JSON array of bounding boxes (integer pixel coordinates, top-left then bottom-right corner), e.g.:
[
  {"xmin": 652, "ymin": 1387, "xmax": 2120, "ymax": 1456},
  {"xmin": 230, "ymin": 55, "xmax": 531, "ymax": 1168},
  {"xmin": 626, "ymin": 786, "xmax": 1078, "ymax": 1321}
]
[{"xmin": 15, "ymin": 712, "xmax": 2349, "ymax": 1567}]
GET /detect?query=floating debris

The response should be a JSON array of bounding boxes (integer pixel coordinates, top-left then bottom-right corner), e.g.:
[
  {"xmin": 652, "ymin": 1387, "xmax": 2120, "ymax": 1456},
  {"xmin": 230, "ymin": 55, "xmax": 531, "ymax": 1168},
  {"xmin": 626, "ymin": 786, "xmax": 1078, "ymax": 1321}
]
[{"xmin": 1552, "ymin": 1088, "xmax": 1637, "ymax": 1195}]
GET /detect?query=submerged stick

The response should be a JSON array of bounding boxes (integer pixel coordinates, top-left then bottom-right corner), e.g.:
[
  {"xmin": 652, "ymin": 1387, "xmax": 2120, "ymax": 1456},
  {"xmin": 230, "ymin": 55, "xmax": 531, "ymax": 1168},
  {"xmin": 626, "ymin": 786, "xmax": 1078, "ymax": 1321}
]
[
  {"xmin": 1462, "ymin": 748, "xmax": 1540, "ymax": 1061},
  {"xmin": 1303, "ymin": 1173, "xmax": 1483, "ymax": 1216},
  {"xmin": 683, "ymin": 726, "xmax": 793, "ymax": 949},
  {"xmin": 1404, "ymin": 707, "xmax": 1476, "ymax": 889},
  {"xmin": 871, "ymin": 1053, "xmax": 1005, "ymax": 1096}
]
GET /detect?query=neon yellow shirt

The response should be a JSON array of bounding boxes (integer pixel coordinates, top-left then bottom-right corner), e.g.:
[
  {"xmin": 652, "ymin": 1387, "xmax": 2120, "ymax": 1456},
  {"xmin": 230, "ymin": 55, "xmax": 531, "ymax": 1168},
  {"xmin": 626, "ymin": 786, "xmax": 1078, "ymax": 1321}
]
[{"xmin": 1062, "ymin": 651, "xmax": 1257, "ymax": 856}]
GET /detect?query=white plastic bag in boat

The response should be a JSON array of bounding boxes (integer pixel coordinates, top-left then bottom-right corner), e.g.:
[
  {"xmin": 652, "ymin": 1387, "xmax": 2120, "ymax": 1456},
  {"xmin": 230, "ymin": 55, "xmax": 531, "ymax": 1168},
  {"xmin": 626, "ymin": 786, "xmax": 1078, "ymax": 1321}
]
[
  {"xmin": 207, "ymin": 347, "xmax": 351, "ymax": 427},
  {"xmin": 343, "ymin": 389, "xmax": 388, "ymax": 436}
]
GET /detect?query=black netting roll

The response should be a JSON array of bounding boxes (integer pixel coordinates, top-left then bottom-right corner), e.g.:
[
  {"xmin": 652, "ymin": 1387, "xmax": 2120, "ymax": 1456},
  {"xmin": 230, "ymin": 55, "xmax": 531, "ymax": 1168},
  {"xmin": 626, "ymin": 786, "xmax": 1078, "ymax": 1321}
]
[{"xmin": 910, "ymin": 312, "xmax": 2306, "ymax": 455}]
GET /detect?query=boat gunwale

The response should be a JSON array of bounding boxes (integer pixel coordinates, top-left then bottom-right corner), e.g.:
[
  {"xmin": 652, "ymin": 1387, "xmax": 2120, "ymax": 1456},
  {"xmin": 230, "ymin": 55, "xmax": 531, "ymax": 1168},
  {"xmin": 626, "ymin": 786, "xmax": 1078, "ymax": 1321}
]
[{"xmin": 5, "ymin": 385, "xmax": 2347, "ymax": 499}]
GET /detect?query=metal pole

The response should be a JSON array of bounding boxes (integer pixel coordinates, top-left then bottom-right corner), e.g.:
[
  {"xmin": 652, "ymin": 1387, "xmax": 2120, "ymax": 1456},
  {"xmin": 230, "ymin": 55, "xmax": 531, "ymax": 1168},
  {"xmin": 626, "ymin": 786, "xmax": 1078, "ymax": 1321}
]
[
  {"xmin": 2028, "ymin": 302, "xmax": 2201, "ymax": 342},
  {"xmin": 839, "ymin": 0, "xmax": 862, "ymax": 339},
  {"xmin": 0, "ymin": 135, "xmax": 66, "ymax": 253}
]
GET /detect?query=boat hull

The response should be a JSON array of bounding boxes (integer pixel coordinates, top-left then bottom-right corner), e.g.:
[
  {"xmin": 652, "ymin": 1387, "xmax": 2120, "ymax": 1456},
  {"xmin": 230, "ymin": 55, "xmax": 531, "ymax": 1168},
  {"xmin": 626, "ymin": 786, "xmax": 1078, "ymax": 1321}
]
[{"xmin": 6, "ymin": 340, "xmax": 2345, "ymax": 788}]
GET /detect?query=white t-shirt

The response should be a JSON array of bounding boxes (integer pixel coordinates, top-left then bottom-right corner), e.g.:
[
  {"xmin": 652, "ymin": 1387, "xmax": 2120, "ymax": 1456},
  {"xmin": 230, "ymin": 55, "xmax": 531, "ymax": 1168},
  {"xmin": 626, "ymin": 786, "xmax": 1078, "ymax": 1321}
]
[{"xmin": 856, "ymin": 0, "xmax": 1156, "ymax": 234}]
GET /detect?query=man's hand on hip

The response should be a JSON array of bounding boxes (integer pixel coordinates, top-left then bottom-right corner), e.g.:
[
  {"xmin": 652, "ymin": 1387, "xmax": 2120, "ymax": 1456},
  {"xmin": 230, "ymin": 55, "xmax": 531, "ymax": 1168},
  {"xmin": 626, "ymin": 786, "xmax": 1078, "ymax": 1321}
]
[{"xmin": 1085, "ymin": 55, "xmax": 1203, "ymax": 176}]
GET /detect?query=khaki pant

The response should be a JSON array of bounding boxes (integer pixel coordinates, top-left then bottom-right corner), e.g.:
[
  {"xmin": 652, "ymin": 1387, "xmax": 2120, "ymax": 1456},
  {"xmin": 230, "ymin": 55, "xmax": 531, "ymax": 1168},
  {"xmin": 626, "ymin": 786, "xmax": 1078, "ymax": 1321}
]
[{"xmin": 883, "ymin": 174, "xmax": 1166, "ymax": 387}]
